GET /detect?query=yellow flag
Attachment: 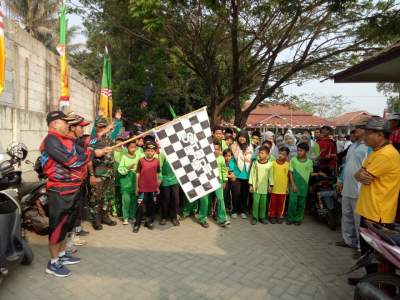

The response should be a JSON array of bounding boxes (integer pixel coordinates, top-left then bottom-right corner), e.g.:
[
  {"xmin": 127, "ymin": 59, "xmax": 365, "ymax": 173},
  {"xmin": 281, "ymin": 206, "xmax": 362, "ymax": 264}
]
[
  {"xmin": 99, "ymin": 47, "xmax": 112, "ymax": 121},
  {"xmin": 0, "ymin": 2, "xmax": 6, "ymax": 95}
]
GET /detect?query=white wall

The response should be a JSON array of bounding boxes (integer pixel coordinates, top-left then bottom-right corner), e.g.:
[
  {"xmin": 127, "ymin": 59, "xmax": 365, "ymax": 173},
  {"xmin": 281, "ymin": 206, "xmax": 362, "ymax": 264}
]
[{"xmin": 0, "ymin": 20, "xmax": 98, "ymax": 181}]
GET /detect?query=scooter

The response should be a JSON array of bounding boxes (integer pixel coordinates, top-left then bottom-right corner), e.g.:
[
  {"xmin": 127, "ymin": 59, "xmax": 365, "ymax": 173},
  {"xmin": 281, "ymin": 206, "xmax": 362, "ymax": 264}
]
[
  {"xmin": 309, "ymin": 175, "xmax": 339, "ymax": 230},
  {"xmin": 0, "ymin": 143, "xmax": 48, "ymax": 235},
  {"xmin": 350, "ymin": 221, "xmax": 400, "ymax": 299},
  {"xmin": 0, "ymin": 143, "xmax": 34, "ymax": 284}
]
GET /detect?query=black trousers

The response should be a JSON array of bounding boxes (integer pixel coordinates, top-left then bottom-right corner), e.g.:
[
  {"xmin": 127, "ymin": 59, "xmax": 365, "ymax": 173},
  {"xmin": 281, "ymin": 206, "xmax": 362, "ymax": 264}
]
[
  {"xmin": 160, "ymin": 184, "xmax": 180, "ymax": 220},
  {"xmin": 231, "ymin": 179, "xmax": 249, "ymax": 214},
  {"xmin": 223, "ymin": 181, "xmax": 233, "ymax": 212},
  {"xmin": 135, "ymin": 192, "xmax": 155, "ymax": 226}
]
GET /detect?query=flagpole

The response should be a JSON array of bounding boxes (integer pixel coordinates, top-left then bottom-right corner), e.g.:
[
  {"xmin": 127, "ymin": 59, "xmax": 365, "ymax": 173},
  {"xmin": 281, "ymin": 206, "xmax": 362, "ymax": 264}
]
[{"xmin": 111, "ymin": 106, "xmax": 208, "ymax": 149}]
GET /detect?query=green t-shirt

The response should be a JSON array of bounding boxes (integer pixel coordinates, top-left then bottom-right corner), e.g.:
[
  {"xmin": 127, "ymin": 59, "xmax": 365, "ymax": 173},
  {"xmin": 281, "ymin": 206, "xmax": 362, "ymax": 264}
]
[
  {"xmin": 135, "ymin": 147, "xmax": 145, "ymax": 159},
  {"xmin": 159, "ymin": 152, "xmax": 178, "ymax": 187},
  {"xmin": 118, "ymin": 153, "xmax": 139, "ymax": 192},
  {"xmin": 289, "ymin": 157, "xmax": 313, "ymax": 196},
  {"xmin": 249, "ymin": 160, "xmax": 273, "ymax": 194},
  {"xmin": 216, "ymin": 155, "xmax": 228, "ymax": 183}
]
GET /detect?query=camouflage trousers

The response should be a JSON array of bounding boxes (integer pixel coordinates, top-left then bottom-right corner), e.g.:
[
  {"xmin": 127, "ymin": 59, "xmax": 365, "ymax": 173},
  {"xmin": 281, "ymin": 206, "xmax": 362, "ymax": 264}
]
[{"xmin": 89, "ymin": 176, "xmax": 115, "ymax": 216}]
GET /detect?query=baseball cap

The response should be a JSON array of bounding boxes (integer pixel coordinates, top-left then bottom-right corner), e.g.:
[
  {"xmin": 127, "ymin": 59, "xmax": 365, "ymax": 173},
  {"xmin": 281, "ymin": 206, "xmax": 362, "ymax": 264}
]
[
  {"xmin": 365, "ymin": 116, "xmax": 391, "ymax": 133},
  {"xmin": 47, "ymin": 111, "xmax": 67, "ymax": 125},
  {"xmin": 64, "ymin": 112, "xmax": 91, "ymax": 127},
  {"xmin": 144, "ymin": 140, "xmax": 157, "ymax": 150},
  {"xmin": 386, "ymin": 113, "xmax": 400, "ymax": 121}
]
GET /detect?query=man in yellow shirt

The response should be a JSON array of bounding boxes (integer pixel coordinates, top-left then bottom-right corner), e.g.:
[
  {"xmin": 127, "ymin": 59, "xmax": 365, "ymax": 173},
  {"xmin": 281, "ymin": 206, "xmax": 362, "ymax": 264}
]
[{"xmin": 349, "ymin": 117, "xmax": 400, "ymax": 285}]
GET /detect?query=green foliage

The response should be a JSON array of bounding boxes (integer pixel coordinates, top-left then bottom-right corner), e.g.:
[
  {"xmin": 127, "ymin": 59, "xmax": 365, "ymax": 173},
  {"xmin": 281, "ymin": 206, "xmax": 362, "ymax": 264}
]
[
  {"xmin": 291, "ymin": 94, "xmax": 352, "ymax": 119},
  {"xmin": 377, "ymin": 83, "xmax": 400, "ymax": 113}
]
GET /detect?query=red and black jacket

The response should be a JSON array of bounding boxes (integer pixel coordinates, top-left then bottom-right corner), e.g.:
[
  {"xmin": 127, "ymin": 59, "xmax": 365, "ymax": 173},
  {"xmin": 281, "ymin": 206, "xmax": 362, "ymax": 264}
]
[{"xmin": 40, "ymin": 130, "xmax": 92, "ymax": 195}]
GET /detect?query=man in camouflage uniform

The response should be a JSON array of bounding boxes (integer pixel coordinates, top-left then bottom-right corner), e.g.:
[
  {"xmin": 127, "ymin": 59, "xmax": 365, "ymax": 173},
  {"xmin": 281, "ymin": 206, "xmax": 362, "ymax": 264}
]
[{"xmin": 89, "ymin": 113, "xmax": 122, "ymax": 230}]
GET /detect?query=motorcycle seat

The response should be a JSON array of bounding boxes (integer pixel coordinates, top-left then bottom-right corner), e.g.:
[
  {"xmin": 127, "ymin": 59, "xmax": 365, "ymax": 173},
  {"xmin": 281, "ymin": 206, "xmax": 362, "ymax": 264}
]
[
  {"xmin": 369, "ymin": 223, "xmax": 400, "ymax": 247},
  {"xmin": 18, "ymin": 182, "xmax": 44, "ymax": 197}
]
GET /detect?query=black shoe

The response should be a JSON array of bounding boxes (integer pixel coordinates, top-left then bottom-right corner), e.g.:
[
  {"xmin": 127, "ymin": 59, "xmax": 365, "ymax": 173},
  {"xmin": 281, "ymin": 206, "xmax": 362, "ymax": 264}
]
[
  {"xmin": 172, "ymin": 219, "xmax": 180, "ymax": 226},
  {"xmin": 335, "ymin": 241, "xmax": 349, "ymax": 248},
  {"xmin": 144, "ymin": 222, "xmax": 154, "ymax": 230},
  {"xmin": 270, "ymin": 218, "xmax": 276, "ymax": 224},
  {"xmin": 294, "ymin": 221, "xmax": 301, "ymax": 226},
  {"xmin": 260, "ymin": 218, "xmax": 269, "ymax": 224},
  {"xmin": 159, "ymin": 219, "xmax": 167, "ymax": 226},
  {"xmin": 102, "ymin": 213, "xmax": 117, "ymax": 226},
  {"xmin": 77, "ymin": 230, "xmax": 90, "ymax": 236},
  {"xmin": 93, "ymin": 214, "xmax": 103, "ymax": 230},
  {"xmin": 347, "ymin": 277, "xmax": 362, "ymax": 286},
  {"xmin": 133, "ymin": 225, "xmax": 140, "ymax": 233},
  {"xmin": 286, "ymin": 220, "xmax": 292, "ymax": 225},
  {"xmin": 200, "ymin": 222, "xmax": 209, "ymax": 228},
  {"xmin": 251, "ymin": 218, "xmax": 257, "ymax": 225}
]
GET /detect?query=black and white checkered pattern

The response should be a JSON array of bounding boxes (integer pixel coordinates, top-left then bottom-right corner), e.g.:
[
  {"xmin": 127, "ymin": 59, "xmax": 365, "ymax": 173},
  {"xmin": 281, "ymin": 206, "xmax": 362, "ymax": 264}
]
[{"xmin": 155, "ymin": 107, "xmax": 221, "ymax": 202}]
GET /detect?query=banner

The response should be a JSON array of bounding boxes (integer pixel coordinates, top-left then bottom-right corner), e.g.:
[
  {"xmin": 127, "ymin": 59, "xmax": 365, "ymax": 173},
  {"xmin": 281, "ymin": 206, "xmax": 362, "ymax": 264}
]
[
  {"xmin": 154, "ymin": 107, "xmax": 221, "ymax": 202},
  {"xmin": 0, "ymin": 1, "xmax": 5, "ymax": 95},
  {"xmin": 57, "ymin": 0, "xmax": 69, "ymax": 109},
  {"xmin": 99, "ymin": 47, "xmax": 112, "ymax": 120}
]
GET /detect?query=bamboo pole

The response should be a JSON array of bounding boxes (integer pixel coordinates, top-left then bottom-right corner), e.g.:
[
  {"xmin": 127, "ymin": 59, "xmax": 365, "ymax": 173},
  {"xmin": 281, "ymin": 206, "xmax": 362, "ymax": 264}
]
[{"xmin": 111, "ymin": 106, "xmax": 207, "ymax": 149}]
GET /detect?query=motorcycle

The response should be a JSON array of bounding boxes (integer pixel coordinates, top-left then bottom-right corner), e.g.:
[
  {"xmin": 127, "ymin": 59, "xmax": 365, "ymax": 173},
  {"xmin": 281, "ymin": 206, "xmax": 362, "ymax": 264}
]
[
  {"xmin": 0, "ymin": 143, "xmax": 35, "ymax": 284},
  {"xmin": 0, "ymin": 143, "xmax": 49, "ymax": 235},
  {"xmin": 350, "ymin": 221, "xmax": 400, "ymax": 299},
  {"xmin": 309, "ymin": 175, "xmax": 340, "ymax": 230}
]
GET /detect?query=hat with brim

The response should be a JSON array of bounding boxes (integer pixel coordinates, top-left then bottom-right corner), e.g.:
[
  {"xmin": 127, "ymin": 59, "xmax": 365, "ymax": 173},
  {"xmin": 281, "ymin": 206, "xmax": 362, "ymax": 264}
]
[
  {"xmin": 47, "ymin": 111, "xmax": 67, "ymax": 125},
  {"xmin": 365, "ymin": 116, "xmax": 391, "ymax": 133},
  {"xmin": 353, "ymin": 116, "xmax": 370, "ymax": 129},
  {"xmin": 386, "ymin": 113, "xmax": 400, "ymax": 121},
  {"xmin": 144, "ymin": 141, "xmax": 157, "ymax": 150},
  {"xmin": 78, "ymin": 121, "xmax": 90, "ymax": 127}
]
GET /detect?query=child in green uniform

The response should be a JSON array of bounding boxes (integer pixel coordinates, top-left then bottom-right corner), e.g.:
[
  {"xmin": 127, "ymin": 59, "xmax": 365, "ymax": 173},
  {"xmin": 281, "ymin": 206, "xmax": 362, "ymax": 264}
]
[
  {"xmin": 113, "ymin": 136, "xmax": 127, "ymax": 217},
  {"xmin": 213, "ymin": 125, "xmax": 227, "ymax": 150},
  {"xmin": 118, "ymin": 141, "xmax": 139, "ymax": 225},
  {"xmin": 159, "ymin": 151, "xmax": 180, "ymax": 226},
  {"xmin": 249, "ymin": 146, "xmax": 274, "ymax": 225},
  {"xmin": 287, "ymin": 142, "xmax": 314, "ymax": 226},
  {"xmin": 198, "ymin": 142, "xmax": 231, "ymax": 228}
]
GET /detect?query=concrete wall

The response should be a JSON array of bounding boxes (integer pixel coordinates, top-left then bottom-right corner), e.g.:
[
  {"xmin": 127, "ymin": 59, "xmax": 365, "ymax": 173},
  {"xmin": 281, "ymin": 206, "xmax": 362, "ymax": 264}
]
[{"xmin": 0, "ymin": 20, "xmax": 98, "ymax": 181}]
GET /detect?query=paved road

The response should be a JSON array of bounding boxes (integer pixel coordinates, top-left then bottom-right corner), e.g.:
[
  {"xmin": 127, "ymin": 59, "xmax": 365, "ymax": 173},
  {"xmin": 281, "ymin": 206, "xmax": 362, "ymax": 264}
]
[{"xmin": 0, "ymin": 217, "xmax": 360, "ymax": 300}]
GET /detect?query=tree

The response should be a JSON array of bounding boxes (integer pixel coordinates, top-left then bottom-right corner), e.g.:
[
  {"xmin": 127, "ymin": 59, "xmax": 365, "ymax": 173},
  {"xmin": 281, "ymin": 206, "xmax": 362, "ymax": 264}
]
[
  {"xmin": 130, "ymin": 0, "xmax": 397, "ymax": 127},
  {"xmin": 291, "ymin": 94, "xmax": 351, "ymax": 119},
  {"xmin": 72, "ymin": 0, "xmax": 210, "ymax": 129},
  {"xmin": 377, "ymin": 83, "xmax": 400, "ymax": 113},
  {"xmin": 5, "ymin": 0, "xmax": 59, "ymax": 47}
]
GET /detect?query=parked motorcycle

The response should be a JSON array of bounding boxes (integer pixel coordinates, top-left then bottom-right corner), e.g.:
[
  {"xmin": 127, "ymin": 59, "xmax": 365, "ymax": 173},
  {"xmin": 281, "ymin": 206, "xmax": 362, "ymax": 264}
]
[
  {"xmin": 309, "ymin": 175, "xmax": 340, "ymax": 230},
  {"xmin": 0, "ymin": 143, "xmax": 34, "ymax": 284},
  {"xmin": 350, "ymin": 221, "xmax": 400, "ymax": 299}
]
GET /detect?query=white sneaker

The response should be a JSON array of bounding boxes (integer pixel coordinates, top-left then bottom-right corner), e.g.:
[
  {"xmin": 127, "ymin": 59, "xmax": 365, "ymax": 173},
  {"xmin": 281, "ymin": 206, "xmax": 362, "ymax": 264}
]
[
  {"xmin": 122, "ymin": 219, "xmax": 129, "ymax": 225},
  {"xmin": 240, "ymin": 213, "xmax": 247, "ymax": 219},
  {"xmin": 231, "ymin": 213, "xmax": 238, "ymax": 219}
]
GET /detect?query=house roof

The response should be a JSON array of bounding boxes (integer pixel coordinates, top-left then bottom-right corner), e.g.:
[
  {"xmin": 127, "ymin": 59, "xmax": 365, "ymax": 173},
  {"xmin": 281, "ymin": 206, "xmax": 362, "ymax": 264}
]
[
  {"xmin": 331, "ymin": 111, "xmax": 372, "ymax": 127},
  {"xmin": 246, "ymin": 103, "xmax": 335, "ymax": 129},
  {"xmin": 332, "ymin": 41, "xmax": 400, "ymax": 83}
]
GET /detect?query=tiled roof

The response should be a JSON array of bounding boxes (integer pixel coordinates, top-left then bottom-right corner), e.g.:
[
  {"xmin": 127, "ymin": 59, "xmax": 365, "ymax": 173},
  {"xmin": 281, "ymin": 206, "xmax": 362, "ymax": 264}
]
[
  {"xmin": 246, "ymin": 103, "xmax": 335, "ymax": 128},
  {"xmin": 331, "ymin": 111, "xmax": 372, "ymax": 126}
]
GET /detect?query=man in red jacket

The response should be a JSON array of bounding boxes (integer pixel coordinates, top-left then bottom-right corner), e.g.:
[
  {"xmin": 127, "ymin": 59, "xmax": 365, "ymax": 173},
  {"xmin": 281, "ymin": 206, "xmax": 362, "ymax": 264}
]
[
  {"xmin": 40, "ymin": 111, "xmax": 93, "ymax": 277},
  {"xmin": 317, "ymin": 126, "xmax": 337, "ymax": 176}
]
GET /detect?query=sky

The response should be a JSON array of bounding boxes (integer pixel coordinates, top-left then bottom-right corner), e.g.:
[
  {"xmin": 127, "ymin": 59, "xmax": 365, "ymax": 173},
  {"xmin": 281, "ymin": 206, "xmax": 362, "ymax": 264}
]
[{"xmin": 69, "ymin": 9, "xmax": 387, "ymax": 117}]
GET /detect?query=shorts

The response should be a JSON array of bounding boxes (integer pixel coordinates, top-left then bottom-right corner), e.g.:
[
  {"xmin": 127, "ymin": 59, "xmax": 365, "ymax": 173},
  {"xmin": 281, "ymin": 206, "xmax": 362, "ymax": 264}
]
[{"xmin": 48, "ymin": 190, "xmax": 81, "ymax": 245}]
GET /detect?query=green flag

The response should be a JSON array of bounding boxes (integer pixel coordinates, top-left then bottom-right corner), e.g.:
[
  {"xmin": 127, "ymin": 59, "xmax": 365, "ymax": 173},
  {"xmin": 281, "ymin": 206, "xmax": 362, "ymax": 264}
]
[{"xmin": 168, "ymin": 103, "xmax": 177, "ymax": 119}]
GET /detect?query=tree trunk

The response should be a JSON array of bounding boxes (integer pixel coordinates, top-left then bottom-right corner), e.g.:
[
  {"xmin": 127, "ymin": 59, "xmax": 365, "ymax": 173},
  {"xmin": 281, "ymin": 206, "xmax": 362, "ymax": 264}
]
[{"xmin": 230, "ymin": 0, "xmax": 241, "ymax": 129}]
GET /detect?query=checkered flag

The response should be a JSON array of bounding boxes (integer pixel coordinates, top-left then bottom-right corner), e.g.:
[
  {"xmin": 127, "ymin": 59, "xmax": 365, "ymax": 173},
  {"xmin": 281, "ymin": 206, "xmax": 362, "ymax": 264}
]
[{"xmin": 155, "ymin": 107, "xmax": 221, "ymax": 202}]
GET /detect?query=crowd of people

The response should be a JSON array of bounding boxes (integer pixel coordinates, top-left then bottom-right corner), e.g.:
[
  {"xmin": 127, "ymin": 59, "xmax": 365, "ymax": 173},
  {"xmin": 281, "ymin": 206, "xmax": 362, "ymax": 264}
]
[{"xmin": 39, "ymin": 109, "xmax": 400, "ymax": 279}]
